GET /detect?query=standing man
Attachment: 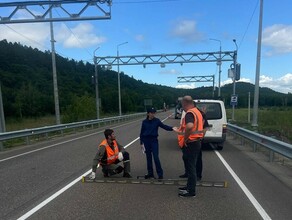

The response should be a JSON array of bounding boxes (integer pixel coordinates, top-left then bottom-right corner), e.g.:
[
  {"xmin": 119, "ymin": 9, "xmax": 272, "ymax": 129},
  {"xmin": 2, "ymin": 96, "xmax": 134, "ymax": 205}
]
[
  {"xmin": 89, "ymin": 129, "xmax": 132, "ymax": 179},
  {"xmin": 179, "ymin": 107, "xmax": 209, "ymax": 181},
  {"xmin": 176, "ymin": 96, "xmax": 204, "ymax": 198}
]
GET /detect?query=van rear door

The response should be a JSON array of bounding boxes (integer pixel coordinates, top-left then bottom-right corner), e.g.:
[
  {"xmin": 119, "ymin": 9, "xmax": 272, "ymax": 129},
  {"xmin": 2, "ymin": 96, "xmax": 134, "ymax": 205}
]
[{"xmin": 196, "ymin": 102, "xmax": 224, "ymax": 138}]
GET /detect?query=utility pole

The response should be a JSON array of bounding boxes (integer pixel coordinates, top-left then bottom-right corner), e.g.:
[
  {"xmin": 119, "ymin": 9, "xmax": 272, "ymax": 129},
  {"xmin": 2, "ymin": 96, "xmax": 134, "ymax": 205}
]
[
  {"xmin": 49, "ymin": 5, "xmax": 61, "ymax": 125},
  {"xmin": 117, "ymin": 42, "xmax": 128, "ymax": 116},
  {"xmin": 210, "ymin": 38, "xmax": 222, "ymax": 97},
  {"xmin": 0, "ymin": 83, "xmax": 5, "ymax": 150},
  {"xmin": 248, "ymin": 92, "xmax": 251, "ymax": 123},
  {"xmin": 94, "ymin": 47, "xmax": 100, "ymax": 119},
  {"xmin": 232, "ymin": 39, "xmax": 238, "ymax": 121},
  {"xmin": 252, "ymin": 0, "xmax": 263, "ymax": 127}
]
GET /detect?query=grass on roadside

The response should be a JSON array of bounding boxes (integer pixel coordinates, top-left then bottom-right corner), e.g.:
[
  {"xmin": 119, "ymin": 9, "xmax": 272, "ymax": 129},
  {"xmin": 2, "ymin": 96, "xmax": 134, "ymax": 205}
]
[{"xmin": 226, "ymin": 107, "xmax": 292, "ymax": 143}]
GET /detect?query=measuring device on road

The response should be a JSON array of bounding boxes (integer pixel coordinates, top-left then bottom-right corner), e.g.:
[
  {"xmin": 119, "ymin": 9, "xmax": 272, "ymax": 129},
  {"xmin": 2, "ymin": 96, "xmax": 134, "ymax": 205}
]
[{"xmin": 82, "ymin": 176, "xmax": 228, "ymax": 188}]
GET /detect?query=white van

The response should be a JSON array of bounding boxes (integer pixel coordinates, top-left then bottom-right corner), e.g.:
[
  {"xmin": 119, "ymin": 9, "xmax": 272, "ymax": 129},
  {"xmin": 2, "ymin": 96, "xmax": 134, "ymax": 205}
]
[{"xmin": 195, "ymin": 99, "xmax": 227, "ymax": 150}]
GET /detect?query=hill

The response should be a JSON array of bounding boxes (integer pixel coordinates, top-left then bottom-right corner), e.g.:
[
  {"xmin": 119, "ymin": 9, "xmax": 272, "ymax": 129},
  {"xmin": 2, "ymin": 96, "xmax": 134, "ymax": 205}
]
[{"xmin": 0, "ymin": 40, "xmax": 291, "ymax": 122}]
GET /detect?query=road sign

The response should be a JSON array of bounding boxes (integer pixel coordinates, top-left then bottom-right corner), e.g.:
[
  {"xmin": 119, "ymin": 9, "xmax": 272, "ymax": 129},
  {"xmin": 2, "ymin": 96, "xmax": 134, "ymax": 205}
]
[{"xmin": 230, "ymin": 95, "xmax": 238, "ymax": 106}]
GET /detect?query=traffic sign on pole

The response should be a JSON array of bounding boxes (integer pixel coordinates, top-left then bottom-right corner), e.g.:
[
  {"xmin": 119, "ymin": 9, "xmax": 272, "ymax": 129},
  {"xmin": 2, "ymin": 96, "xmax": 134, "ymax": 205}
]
[{"xmin": 230, "ymin": 95, "xmax": 238, "ymax": 106}]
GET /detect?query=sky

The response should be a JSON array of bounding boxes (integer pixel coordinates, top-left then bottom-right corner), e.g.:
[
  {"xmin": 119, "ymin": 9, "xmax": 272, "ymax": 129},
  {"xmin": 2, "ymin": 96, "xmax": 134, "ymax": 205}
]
[{"xmin": 0, "ymin": 0, "xmax": 291, "ymax": 94}]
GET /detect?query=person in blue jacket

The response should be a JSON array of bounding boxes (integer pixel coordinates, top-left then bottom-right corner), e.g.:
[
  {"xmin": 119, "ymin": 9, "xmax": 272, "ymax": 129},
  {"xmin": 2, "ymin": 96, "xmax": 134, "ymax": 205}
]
[{"xmin": 140, "ymin": 107, "xmax": 177, "ymax": 179}]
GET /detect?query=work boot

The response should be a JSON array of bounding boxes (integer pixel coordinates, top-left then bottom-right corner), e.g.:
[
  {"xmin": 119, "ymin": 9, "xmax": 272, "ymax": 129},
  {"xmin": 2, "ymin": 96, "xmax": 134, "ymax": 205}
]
[
  {"xmin": 103, "ymin": 171, "xmax": 109, "ymax": 178},
  {"xmin": 115, "ymin": 166, "xmax": 124, "ymax": 174},
  {"xmin": 179, "ymin": 191, "xmax": 196, "ymax": 198},
  {"xmin": 178, "ymin": 186, "xmax": 188, "ymax": 193},
  {"xmin": 144, "ymin": 174, "xmax": 155, "ymax": 179},
  {"xmin": 179, "ymin": 173, "xmax": 188, "ymax": 178},
  {"xmin": 123, "ymin": 173, "xmax": 132, "ymax": 178}
]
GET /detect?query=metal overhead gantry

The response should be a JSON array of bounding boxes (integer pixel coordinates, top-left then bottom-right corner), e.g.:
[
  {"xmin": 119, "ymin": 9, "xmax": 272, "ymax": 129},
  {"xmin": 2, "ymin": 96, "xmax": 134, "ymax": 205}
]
[
  {"xmin": 0, "ymin": 0, "xmax": 112, "ymax": 127},
  {"xmin": 95, "ymin": 50, "xmax": 236, "ymax": 112},
  {"xmin": 177, "ymin": 75, "xmax": 215, "ymax": 97},
  {"xmin": 95, "ymin": 51, "xmax": 236, "ymax": 67},
  {"xmin": 0, "ymin": 0, "xmax": 112, "ymax": 24},
  {"xmin": 177, "ymin": 75, "xmax": 215, "ymax": 83}
]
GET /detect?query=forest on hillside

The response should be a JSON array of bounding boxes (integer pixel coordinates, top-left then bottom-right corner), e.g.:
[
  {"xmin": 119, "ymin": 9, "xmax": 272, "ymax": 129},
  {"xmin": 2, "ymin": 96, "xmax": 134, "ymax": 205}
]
[{"xmin": 0, "ymin": 40, "xmax": 291, "ymax": 122}]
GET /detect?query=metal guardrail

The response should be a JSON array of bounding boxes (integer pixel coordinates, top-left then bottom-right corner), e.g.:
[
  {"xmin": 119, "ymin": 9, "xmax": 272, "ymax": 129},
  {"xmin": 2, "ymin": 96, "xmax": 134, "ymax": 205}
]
[
  {"xmin": 227, "ymin": 123, "xmax": 292, "ymax": 161},
  {"xmin": 0, "ymin": 112, "xmax": 146, "ymax": 148}
]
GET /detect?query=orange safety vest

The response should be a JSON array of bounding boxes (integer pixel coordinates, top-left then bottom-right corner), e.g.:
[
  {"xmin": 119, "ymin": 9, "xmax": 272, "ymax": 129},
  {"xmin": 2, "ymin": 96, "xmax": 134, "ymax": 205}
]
[
  {"xmin": 99, "ymin": 139, "xmax": 119, "ymax": 165},
  {"xmin": 177, "ymin": 107, "xmax": 204, "ymax": 148}
]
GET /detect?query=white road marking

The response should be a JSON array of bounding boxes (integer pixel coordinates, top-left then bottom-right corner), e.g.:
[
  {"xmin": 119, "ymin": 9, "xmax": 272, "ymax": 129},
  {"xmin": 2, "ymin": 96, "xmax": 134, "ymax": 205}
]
[
  {"xmin": 17, "ymin": 169, "xmax": 92, "ymax": 220},
  {"xmin": 213, "ymin": 146, "xmax": 272, "ymax": 220},
  {"xmin": 0, "ymin": 119, "xmax": 142, "ymax": 163},
  {"xmin": 17, "ymin": 115, "xmax": 171, "ymax": 220},
  {"xmin": 17, "ymin": 137, "xmax": 140, "ymax": 220}
]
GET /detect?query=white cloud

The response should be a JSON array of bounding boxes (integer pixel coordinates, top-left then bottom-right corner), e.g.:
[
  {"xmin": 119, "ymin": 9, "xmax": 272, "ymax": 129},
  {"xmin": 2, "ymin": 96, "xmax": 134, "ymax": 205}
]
[
  {"xmin": 135, "ymin": 34, "xmax": 145, "ymax": 42},
  {"xmin": 160, "ymin": 69, "xmax": 182, "ymax": 75},
  {"xmin": 259, "ymin": 75, "xmax": 273, "ymax": 84},
  {"xmin": 176, "ymin": 83, "xmax": 196, "ymax": 89},
  {"xmin": 260, "ymin": 73, "xmax": 292, "ymax": 93},
  {"xmin": 221, "ymin": 78, "xmax": 251, "ymax": 86},
  {"xmin": 262, "ymin": 24, "xmax": 292, "ymax": 55},
  {"xmin": 170, "ymin": 19, "xmax": 204, "ymax": 43},
  {"xmin": 0, "ymin": 23, "xmax": 50, "ymax": 50},
  {"xmin": 221, "ymin": 74, "xmax": 292, "ymax": 94},
  {"xmin": 0, "ymin": 22, "xmax": 107, "ymax": 51},
  {"xmin": 56, "ymin": 23, "xmax": 106, "ymax": 48}
]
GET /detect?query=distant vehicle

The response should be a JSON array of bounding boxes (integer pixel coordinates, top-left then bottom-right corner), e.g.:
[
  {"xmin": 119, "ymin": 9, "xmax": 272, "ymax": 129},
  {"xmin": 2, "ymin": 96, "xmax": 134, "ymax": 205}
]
[
  {"xmin": 195, "ymin": 99, "xmax": 227, "ymax": 150},
  {"xmin": 174, "ymin": 97, "xmax": 183, "ymax": 119}
]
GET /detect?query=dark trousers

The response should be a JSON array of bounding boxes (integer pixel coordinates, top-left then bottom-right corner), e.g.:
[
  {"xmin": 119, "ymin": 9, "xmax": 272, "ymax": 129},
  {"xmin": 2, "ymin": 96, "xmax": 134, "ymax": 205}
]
[
  {"xmin": 102, "ymin": 151, "xmax": 131, "ymax": 175},
  {"xmin": 144, "ymin": 138, "xmax": 163, "ymax": 177},
  {"xmin": 182, "ymin": 147, "xmax": 202, "ymax": 179},
  {"xmin": 182, "ymin": 141, "xmax": 201, "ymax": 194}
]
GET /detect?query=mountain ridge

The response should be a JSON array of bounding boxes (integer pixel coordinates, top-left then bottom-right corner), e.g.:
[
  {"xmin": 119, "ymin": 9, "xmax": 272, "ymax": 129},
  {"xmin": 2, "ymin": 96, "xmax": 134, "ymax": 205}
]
[{"xmin": 0, "ymin": 40, "xmax": 291, "ymax": 122}]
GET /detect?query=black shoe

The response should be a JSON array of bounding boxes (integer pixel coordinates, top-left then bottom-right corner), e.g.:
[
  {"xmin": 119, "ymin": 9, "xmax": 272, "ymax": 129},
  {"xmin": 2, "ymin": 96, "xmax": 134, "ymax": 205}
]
[
  {"xmin": 158, "ymin": 176, "xmax": 163, "ymax": 180},
  {"xmin": 179, "ymin": 174, "xmax": 188, "ymax": 178},
  {"xmin": 178, "ymin": 186, "xmax": 187, "ymax": 191},
  {"xmin": 123, "ymin": 173, "xmax": 132, "ymax": 178},
  {"xmin": 115, "ymin": 166, "xmax": 124, "ymax": 174},
  {"xmin": 178, "ymin": 186, "xmax": 188, "ymax": 193},
  {"xmin": 144, "ymin": 174, "xmax": 155, "ymax": 179},
  {"xmin": 197, "ymin": 177, "xmax": 202, "ymax": 182},
  {"xmin": 179, "ymin": 192, "xmax": 196, "ymax": 198}
]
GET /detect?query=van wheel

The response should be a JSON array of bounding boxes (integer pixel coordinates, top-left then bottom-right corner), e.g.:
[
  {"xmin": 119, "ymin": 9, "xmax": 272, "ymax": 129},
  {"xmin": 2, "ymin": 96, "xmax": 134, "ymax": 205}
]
[{"xmin": 217, "ymin": 146, "xmax": 223, "ymax": 151}]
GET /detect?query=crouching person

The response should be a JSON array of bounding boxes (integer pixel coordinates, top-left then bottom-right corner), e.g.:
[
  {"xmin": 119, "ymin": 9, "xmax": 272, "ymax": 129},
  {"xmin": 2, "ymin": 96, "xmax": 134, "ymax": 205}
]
[{"xmin": 89, "ymin": 129, "xmax": 132, "ymax": 179}]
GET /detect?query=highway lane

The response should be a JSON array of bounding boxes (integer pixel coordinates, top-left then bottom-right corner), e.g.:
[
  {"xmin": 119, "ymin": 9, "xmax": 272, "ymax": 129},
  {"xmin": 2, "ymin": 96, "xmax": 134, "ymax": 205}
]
[
  {"xmin": 0, "ymin": 117, "xmax": 146, "ymax": 220},
  {"xmin": 1, "ymin": 111, "xmax": 291, "ymax": 220}
]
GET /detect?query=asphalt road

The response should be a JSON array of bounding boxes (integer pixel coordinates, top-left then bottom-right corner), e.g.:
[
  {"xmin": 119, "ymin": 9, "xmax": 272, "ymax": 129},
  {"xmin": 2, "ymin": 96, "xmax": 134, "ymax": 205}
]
[{"xmin": 0, "ymin": 111, "xmax": 291, "ymax": 220}]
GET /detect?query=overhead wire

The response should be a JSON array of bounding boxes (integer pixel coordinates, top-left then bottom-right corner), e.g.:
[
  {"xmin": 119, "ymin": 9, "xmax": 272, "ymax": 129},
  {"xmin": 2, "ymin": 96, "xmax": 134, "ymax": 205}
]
[
  {"xmin": 238, "ymin": 0, "xmax": 259, "ymax": 49},
  {"xmin": 53, "ymin": 7, "xmax": 93, "ymax": 59},
  {"xmin": 3, "ymin": 24, "xmax": 50, "ymax": 51},
  {"xmin": 1, "ymin": 22, "xmax": 83, "ymax": 61}
]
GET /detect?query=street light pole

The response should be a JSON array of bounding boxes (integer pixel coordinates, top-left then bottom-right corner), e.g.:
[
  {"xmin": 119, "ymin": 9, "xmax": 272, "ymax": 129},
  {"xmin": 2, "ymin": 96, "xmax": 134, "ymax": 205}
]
[
  {"xmin": 210, "ymin": 38, "xmax": 222, "ymax": 97},
  {"xmin": 93, "ymin": 47, "xmax": 100, "ymax": 119},
  {"xmin": 117, "ymin": 41, "xmax": 128, "ymax": 116},
  {"xmin": 252, "ymin": 0, "xmax": 264, "ymax": 127},
  {"xmin": 232, "ymin": 39, "xmax": 238, "ymax": 121}
]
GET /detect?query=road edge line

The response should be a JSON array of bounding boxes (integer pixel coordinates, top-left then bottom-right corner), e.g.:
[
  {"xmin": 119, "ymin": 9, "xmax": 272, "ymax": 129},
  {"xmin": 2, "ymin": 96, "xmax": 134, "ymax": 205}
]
[{"xmin": 213, "ymin": 146, "xmax": 272, "ymax": 220}]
